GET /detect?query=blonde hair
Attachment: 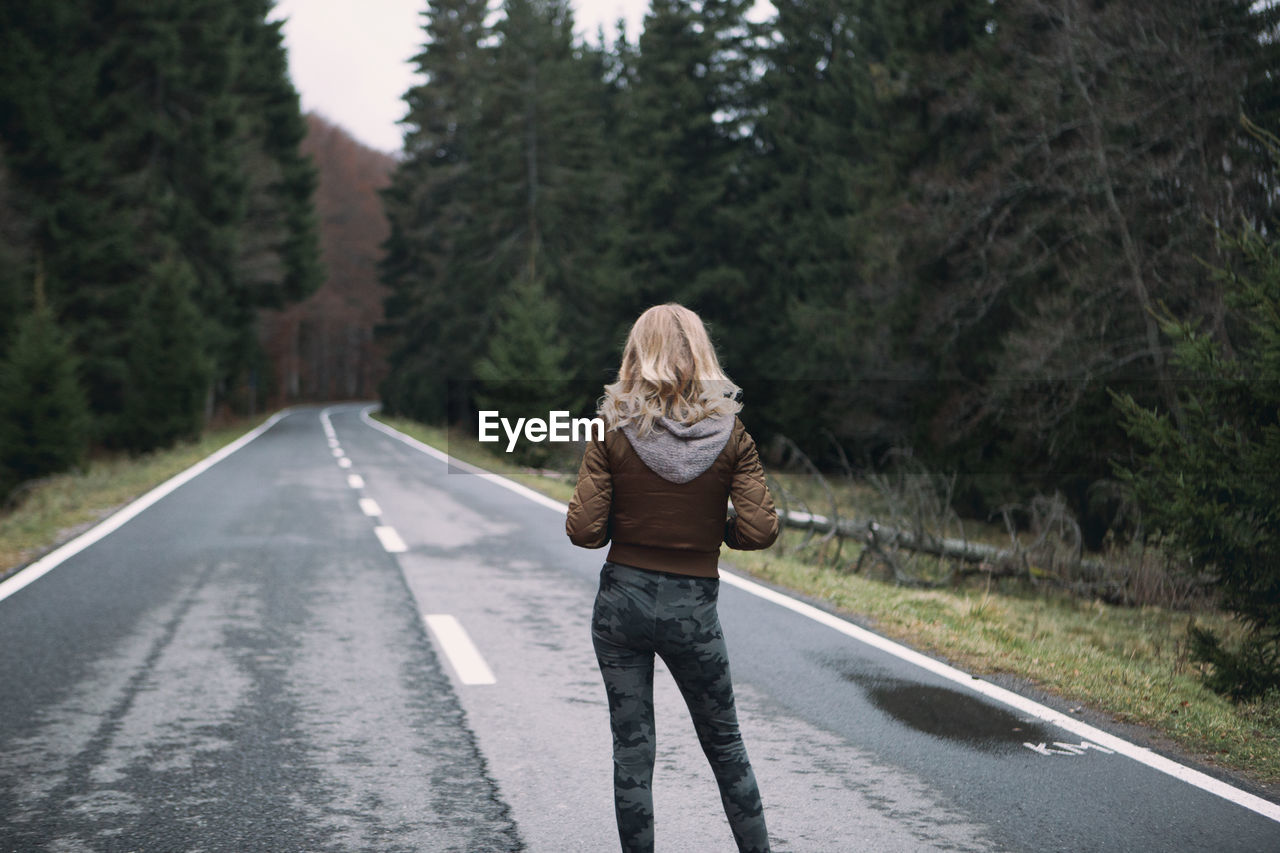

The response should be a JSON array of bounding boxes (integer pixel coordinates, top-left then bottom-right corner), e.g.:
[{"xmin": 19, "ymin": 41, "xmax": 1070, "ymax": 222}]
[{"xmin": 598, "ymin": 303, "xmax": 742, "ymax": 435}]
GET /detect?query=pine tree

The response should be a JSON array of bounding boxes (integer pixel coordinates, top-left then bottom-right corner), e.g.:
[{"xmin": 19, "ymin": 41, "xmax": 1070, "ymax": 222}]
[
  {"xmin": 381, "ymin": 0, "xmax": 615, "ymax": 420},
  {"xmin": 1115, "ymin": 209, "xmax": 1280, "ymax": 699},
  {"xmin": 0, "ymin": 277, "xmax": 90, "ymax": 497},
  {"xmin": 611, "ymin": 0, "xmax": 758, "ymax": 327},
  {"xmin": 902, "ymin": 0, "xmax": 1278, "ymax": 520},
  {"xmin": 748, "ymin": 0, "xmax": 882, "ymax": 445},
  {"xmin": 0, "ymin": 147, "xmax": 31, "ymax": 348},
  {"xmin": 231, "ymin": 0, "xmax": 324, "ymax": 311},
  {"xmin": 380, "ymin": 0, "xmax": 489, "ymax": 423},
  {"xmin": 474, "ymin": 274, "xmax": 579, "ymax": 466},
  {"xmin": 0, "ymin": 0, "xmax": 134, "ymax": 438},
  {"xmin": 471, "ymin": 0, "xmax": 614, "ymax": 372},
  {"xmin": 114, "ymin": 255, "xmax": 214, "ymax": 452},
  {"xmin": 748, "ymin": 0, "xmax": 991, "ymax": 453},
  {"xmin": 0, "ymin": 0, "xmax": 320, "ymax": 448}
]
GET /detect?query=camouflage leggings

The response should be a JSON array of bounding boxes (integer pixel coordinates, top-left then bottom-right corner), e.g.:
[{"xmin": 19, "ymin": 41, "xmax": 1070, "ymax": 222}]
[{"xmin": 591, "ymin": 561, "xmax": 770, "ymax": 853}]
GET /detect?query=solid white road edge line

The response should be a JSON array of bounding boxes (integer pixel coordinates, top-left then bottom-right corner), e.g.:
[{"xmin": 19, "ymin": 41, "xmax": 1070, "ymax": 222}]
[
  {"xmin": 424, "ymin": 614, "xmax": 497, "ymax": 685},
  {"xmin": 718, "ymin": 570, "xmax": 1280, "ymax": 823},
  {"xmin": 374, "ymin": 525, "xmax": 408, "ymax": 553},
  {"xmin": 0, "ymin": 409, "xmax": 295, "ymax": 606},
  {"xmin": 359, "ymin": 498, "xmax": 382, "ymax": 517},
  {"xmin": 359, "ymin": 405, "xmax": 1280, "ymax": 825}
]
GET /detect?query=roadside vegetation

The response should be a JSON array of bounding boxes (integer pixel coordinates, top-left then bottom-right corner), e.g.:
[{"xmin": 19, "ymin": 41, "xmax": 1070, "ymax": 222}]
[
  {"xmin": 375, "ymin": 412, "xmax": 1280, "ymax": 792},
  {"xmin": 731, "ymin": 536, "xmax": 1280, "ymax": 791},
  {"xmin": 376, "ymin": 0, "xmax": 1280, "ymax": 706},
  {"xmin": 0, "ymin": 417, "xmax": 265, "ymax": 580}
]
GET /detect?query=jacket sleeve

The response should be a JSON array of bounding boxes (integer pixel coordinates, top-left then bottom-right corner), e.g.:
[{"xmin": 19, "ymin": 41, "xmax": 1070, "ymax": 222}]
[
  {"xmin": 566, "ymin": 435, "xmax": 612, "ymax": 549},
  {"xmin": 724, "ymin": 426, "xmax": 779, "ymax": 550}
]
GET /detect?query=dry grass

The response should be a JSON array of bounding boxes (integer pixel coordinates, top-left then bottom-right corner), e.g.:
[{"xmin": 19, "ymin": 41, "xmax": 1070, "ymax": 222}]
[{"xmin": 731, "ymin": 533, "xmax": 1279, "ymax": 788}]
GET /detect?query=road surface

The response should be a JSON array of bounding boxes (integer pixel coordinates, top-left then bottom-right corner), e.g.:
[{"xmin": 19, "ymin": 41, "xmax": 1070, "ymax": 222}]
[{"xmin": 0, "ymin": 404, "xmax": 1276, "ymax": 852}]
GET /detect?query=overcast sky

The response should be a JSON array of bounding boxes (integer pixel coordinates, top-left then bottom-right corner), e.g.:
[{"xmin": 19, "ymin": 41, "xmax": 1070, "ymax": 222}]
[
  {"xmin": 271, "ymin": 0, "xmax": 773, "ymax": 154},
  {"xmin": 273, "ymin": 0, "xmax": 648, "ymax": 153}
]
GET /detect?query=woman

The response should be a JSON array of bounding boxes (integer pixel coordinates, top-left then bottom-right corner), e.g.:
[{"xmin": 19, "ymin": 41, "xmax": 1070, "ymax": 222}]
[{"xmin": 567, "ymin": 303, "xmax": 778, "ymax": 853}]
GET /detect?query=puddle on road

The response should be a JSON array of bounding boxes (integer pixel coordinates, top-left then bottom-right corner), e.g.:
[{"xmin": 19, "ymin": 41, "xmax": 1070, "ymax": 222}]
[{"xmin": 843, "ymin": 670, "xmax": 1056, "ymax": 753}]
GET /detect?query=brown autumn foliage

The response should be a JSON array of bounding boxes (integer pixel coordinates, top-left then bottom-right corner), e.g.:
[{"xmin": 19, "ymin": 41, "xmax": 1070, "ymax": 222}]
[{"xmin": 259, "ymin": 113, "xmax": 395, "ymax": 406}]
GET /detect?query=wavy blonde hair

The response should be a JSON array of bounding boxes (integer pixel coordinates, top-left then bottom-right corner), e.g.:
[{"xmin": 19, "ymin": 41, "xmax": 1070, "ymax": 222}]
[{"xmin": 598, "ymin": 303, "xmax": 742, "ymax": 435}]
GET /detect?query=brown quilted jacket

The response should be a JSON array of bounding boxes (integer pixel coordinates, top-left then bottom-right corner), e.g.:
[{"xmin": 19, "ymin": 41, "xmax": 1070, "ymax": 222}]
[{"xmin": 565, "ymin": 416, "xmax": 779, "ymax": 577}]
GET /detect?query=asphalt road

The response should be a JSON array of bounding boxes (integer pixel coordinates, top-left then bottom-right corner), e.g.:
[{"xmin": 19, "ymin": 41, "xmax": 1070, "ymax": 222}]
[{"xmin": 1, "ymin": 404, "xmax": 1277, "ymax": 852}]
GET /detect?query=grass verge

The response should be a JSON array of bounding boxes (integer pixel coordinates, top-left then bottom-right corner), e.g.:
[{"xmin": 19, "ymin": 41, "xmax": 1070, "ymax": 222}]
[
  {"xmin": 0, "ymin": 415, "xmax": 268, "ymax": 580},
  {"xmin": 730, "ymin": 539, "xmax": 1279, "ymax": 790},
  {"xmin": 375, "ymin": 412, "xmax": 1280, "ymax": 793}
]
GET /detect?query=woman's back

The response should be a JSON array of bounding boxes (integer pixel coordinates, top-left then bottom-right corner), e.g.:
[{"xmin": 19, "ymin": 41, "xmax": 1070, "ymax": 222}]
[
  {"xmin": 568, "ymin": 414, "xmax": 777, "ymax": 577},
  {"xmin": 568, "ymin": 302, "xmax": 775, "ymax": 853}
]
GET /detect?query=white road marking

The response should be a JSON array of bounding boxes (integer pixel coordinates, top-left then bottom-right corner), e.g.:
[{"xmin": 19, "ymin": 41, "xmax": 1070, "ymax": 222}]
[
  {"xmin": 347, "ymin": 474, "xmax": 365, "ymax": 489},
  {"xmin": 361, "ymin": 404, "xmax": 1280, "ymax": 826},
  {"xmin": 423, "ymin": 614, "xmax": 496, "ymax": 685},
  {"xmin": 374, "ymin": 525, "xmax": 407, "ymax": 553},
  {"xmin": 1060, "ymin": 741, "xmax": 1113, "ymax": 755},
  {"xmin": 0, "ymin": 409, "xmax": 296, "ymax": 605},
  {"xmin": 338, "ymin": 457, "xmax": 352, "ymax": 469},
  {"xmin": 332, "ymin": 447, "xmax": 345, "ymax": 458},
  {"xmin": 328, "ymin": 438, "xmax": 340, "ymax": 448},
  {"xmin": 1024, "ymin": 741, "xmax": 1114, "ymax": 757},
  {"xmin": 319, "ymin": 407, "xmax": 338, "ymax": 441},
  {"xmin": 719, "ymin": 570, "xmax": 1280, "ymax": 822},
  {"xmin": 359, "ymin": 498, "xmax": 381, "ymax": 517}
]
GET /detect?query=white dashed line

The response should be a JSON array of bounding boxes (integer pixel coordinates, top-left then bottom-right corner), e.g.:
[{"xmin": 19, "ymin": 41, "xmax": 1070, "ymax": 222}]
[
  {"xmin": 338, "ymin": 458, "xmax": 352, "ymax": 469},
  {"xmin": 347, "ymin": 474, "xmax": 365, "ymax": 489},
  {"xmin": 424, "ymin": 614, "xmax": 496, "ymax": 685},
  {"xmin": 374, "ymin": 525, "xmax": 407, "ymax": 553},
  {"xmin": 332, "ymin": 447, "xmax": 345, "ymax": 458},
  {"xmin": 359, "ymin": 498, "xmax": 381, "ymax": 517},
  {"xmin": 328, "ymin": 438, "xmax": 339, "ymax": 448}
]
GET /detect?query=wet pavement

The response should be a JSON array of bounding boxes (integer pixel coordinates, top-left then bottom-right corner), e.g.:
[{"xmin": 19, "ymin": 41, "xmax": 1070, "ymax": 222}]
[
  {"xmin": 843, "ymin": 673, "xmax": 1058, "ymax": 755},
  {"xmin": 0, "ymin": 411, "xmax": 520, "ymax": 852},
  {"xmin": 1, "ymin": 404, "xmax": 1277, "ymax": 852}
]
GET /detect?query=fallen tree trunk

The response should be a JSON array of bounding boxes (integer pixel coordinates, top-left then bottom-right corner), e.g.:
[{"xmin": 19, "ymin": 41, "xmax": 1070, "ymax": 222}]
[{"xmin": 775, "ymin": 508, "xmax": 1109, "ymax": 580}]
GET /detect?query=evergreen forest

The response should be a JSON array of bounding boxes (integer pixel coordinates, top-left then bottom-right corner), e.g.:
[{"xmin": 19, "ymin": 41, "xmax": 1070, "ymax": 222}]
[
  {"xmin": 0, "ymin": 0, "xmax": 1276, "ymax": 695},
  {"xmin": 0, "ymin": 0, "xmax": 322, "ymax": 493},
  {"xmin": 379, "ymin": 0, "xmax": 1280, "ymax": 693},
  {"xmin": 382, "ymin": 0, "xmax": 1277, "ymax": 526}
]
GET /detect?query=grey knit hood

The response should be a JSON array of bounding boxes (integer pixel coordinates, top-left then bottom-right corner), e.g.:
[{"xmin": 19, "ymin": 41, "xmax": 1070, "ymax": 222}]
[{"xmin": 621, "ymin": 414, "xmax": 735, "ymax": 484}]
